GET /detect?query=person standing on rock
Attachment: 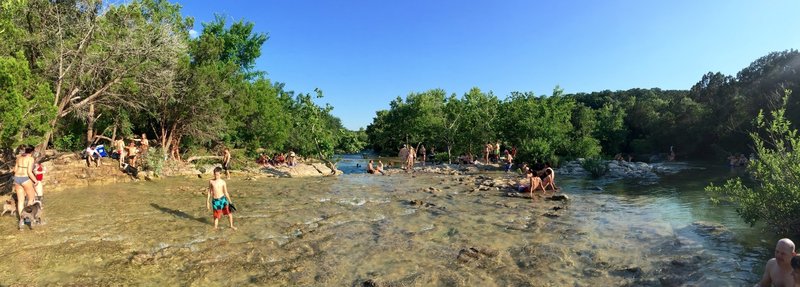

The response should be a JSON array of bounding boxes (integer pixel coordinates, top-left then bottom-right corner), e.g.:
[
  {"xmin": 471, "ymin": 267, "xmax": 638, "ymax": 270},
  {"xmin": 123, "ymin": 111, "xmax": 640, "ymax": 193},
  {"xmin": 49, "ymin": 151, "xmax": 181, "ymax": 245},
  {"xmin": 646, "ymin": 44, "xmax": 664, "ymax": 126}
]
[
  {"xmin": 504, "ymin": 150, "xmax": 514, "ymax": 172},
  {"xmin": 132, "ymin": 133, "xmax": 149, "ymax": 159},
  {"xmin": 755, "ymin": 238, "xmax": 796, "ymax": 287},
  {"xmin": 114, "ymin": 137, "xmax": 126, "ymax": 168},
  {"xmin": 494, "ymin": 142, "xmax": 501, "ymax": 163},
  {"xmin": 222, "ymin": 148, "xmax": 232, "ymax": 179},
  {"xmin": 483, "ymin": 143, "xmax": 491, "ymax": 164},
  {"xmin": 419, "ymin": 145, "xmax": 426, "ymax": 166},
  {"xmin": 406, "ymin": 146, "xmax": 416, "ymax": 171},
  {"xmin": 33, "ymin": 160, "xmax": 46, "ymax": 204},
  {"xmin": 398, "ymin": 145, "xmax": 409, "ymax": 167},
  {"xmin": 125, "ymin": 141, "xmax": 139, "ymax": 168}
]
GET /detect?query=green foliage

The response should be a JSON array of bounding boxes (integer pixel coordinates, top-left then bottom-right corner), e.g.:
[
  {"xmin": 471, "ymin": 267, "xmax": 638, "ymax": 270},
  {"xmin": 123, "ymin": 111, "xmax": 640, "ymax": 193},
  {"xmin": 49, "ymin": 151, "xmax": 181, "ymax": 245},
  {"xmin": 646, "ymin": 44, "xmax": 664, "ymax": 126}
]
[
  {"xmin": 433, "ymin": 152, "xmax": 450, "ymax": 164},
  {"xmin": 581, "ymin": 157, "xmax": 608, "ymax": 179},
  {"xmin": 143, "ymin": 147, "xmax": 164, "ymax": 176},
  {"xmin": 52, "ymin": 133, "xmax": 83, "ymax": 151},
  {"xmin": 0, "ymin": 54, "xmax": 56, "ymax": 149},
  {"xmin": 335, "ymin": 128, "xmax": 368, "ymax": 154},
  {"xmin": 706, "ymin": 89, "xmax": 800, "ymax": 234}
]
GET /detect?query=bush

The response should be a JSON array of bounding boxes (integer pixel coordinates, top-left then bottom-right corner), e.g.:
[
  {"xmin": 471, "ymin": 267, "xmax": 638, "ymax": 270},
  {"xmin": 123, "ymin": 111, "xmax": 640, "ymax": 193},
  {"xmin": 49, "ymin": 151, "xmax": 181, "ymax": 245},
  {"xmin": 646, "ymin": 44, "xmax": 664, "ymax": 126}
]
[
  {"xmin": 433, "ymin": 152, "xmax": 450, "ymax": 164},
  {"xmin": 53, "ymin": 133, "xmax": 83, "ymax": 151},
  {"xmin": 581, "ymin": 157, "xmax": 608, "ymax": 179},
  {"xmin": 706, "ymin": 90, "xmax": 800, "ymax": 234},
  {"xmin": 143, "ymin": 147, "xmax": 164, "ymax": 176}
]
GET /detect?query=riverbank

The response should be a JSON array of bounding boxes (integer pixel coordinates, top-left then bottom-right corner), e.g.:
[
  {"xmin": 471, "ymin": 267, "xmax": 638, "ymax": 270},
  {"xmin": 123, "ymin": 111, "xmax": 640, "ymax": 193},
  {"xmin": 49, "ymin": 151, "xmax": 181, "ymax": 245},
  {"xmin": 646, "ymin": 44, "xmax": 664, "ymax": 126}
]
[{"xmin": 1, "ymin": 153, "xmax": 342, "ymax": 194}]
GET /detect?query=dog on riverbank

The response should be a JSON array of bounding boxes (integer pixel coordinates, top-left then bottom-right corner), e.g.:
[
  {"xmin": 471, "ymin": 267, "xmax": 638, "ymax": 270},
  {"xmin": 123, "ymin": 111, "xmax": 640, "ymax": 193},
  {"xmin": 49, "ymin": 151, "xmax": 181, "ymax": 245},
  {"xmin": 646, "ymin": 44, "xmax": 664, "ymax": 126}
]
[{"xmin": 1, "ymin": 198, "xmax": 16, "ymax": 217}]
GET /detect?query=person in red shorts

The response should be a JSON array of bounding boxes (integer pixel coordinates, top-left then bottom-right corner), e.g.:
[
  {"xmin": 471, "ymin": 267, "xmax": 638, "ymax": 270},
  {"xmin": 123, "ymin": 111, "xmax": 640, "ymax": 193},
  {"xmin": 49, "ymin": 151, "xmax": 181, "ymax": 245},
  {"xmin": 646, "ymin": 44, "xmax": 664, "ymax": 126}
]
[{"xmin": 206, "ymin": 167, "xmax": 236, "ymax": 230}]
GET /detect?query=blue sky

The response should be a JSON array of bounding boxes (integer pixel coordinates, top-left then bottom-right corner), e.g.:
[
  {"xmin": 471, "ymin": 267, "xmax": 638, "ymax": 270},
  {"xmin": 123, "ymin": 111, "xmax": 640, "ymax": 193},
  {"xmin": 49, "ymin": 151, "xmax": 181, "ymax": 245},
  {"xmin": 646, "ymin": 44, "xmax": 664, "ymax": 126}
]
[{"xmin": 175, "ymin": 0, "xmax": 800, "ymax": 130}]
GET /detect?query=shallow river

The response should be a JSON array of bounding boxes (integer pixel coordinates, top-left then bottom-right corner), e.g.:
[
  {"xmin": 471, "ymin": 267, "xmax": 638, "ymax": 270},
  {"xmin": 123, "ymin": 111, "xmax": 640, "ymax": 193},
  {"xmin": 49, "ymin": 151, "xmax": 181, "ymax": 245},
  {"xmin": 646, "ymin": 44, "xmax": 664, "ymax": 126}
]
[{"xmin": 0, "ymin": 161, "xmax": 779, "ymax": 286}]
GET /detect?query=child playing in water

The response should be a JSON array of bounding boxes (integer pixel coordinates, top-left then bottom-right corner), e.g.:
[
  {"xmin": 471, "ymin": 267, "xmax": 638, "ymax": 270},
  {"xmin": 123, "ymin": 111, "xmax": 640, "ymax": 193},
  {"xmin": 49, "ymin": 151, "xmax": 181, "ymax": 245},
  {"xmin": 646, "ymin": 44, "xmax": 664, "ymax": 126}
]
[{"xmin": 206, "ymin": 167, "xmax": 237, "ymax": 230}]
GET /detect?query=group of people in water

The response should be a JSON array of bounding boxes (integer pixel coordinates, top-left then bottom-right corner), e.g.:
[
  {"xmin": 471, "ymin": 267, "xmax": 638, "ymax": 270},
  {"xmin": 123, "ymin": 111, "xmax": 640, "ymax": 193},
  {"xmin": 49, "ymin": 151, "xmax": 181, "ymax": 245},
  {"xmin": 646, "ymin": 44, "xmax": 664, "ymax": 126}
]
[{"xmin": 729, "ymin": 153, "xmax": 754, "ymax": 168}]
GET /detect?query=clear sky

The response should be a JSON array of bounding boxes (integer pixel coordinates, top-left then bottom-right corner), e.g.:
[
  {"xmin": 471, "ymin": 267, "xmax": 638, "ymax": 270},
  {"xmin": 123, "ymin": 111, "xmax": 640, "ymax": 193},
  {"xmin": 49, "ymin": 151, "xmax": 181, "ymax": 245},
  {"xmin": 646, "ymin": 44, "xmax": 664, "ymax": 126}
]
[{"xmin": 174, "ymin": 0, "xmax": 800, "ymax": 130}]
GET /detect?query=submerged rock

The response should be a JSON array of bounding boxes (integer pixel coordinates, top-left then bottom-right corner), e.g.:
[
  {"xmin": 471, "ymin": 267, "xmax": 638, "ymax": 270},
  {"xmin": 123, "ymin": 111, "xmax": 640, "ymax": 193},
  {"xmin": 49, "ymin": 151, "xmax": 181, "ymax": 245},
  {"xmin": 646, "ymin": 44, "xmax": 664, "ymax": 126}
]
[{"xmin": 546, "ymin": 194, "xmax": 570, "ymax": 201}]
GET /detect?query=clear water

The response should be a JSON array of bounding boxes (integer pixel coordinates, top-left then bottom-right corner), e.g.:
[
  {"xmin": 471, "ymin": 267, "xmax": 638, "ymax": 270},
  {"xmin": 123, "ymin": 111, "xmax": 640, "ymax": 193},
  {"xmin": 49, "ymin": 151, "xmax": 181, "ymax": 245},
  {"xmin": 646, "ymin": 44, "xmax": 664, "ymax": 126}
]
[{"xmin": 0, "ymin": 161, "xmax": 777, "ymax": 286}]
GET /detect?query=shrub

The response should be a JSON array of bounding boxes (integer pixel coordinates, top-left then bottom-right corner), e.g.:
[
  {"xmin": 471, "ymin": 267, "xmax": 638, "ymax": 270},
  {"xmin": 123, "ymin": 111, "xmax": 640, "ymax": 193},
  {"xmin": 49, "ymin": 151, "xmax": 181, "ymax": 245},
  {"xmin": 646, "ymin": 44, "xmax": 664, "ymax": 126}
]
[
  {"xmin": 581, "ymin": 157, "xmax": 608, "ymax": 179},
  {"xmin": 706, "ymin": 90, "xmax": 800, "ymax": 234}
]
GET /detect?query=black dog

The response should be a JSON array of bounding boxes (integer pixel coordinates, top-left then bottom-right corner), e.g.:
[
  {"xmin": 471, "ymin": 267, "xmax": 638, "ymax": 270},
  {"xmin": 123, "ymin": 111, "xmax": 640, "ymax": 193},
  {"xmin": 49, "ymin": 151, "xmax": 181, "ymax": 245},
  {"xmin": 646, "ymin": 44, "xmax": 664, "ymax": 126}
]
[{"xmin": 122, "ymin": 163, "xmax": 139, "ymax": 179}]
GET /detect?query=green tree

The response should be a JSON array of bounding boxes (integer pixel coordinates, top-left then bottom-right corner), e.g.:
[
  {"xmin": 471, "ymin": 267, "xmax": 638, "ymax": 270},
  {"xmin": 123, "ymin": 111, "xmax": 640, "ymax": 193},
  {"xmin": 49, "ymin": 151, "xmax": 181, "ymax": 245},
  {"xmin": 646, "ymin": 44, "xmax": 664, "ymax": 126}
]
[
  {"xmin": 0, "ymin": 53, "xmax": 55, "ymax": 150},
  {"xmin": 707, "ymin": 89, "xmax": 800, "ymax": 234}
]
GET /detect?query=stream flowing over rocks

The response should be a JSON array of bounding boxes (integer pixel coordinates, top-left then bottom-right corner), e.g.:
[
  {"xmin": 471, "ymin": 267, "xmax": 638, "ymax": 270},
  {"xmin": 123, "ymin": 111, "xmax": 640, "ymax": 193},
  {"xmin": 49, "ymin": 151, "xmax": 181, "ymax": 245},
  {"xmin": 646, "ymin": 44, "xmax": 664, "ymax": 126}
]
[{"xmin": 0, "ymin": 159, "xmax": 766, "ymax": 286}]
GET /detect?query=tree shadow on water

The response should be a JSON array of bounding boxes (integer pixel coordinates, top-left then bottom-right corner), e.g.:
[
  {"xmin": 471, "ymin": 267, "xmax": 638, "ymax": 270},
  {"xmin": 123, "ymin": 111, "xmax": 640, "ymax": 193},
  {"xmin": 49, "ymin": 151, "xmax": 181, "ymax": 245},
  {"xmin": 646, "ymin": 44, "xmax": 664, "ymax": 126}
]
[{"xmin": 150, "ymin": 203, "xmax": 208, "ymax": 224}]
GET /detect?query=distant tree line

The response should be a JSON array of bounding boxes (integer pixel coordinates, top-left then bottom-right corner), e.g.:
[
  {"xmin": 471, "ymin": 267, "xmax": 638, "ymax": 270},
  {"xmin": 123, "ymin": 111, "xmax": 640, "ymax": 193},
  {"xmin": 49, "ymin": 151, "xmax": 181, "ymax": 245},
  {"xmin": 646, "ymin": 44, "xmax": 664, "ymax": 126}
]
[
  {"xmin": 366, "ymin": 50, "xmax": 800, "ymax": 165},
  {"xmin": 0, "ymin": 0, "xmax": 366, "ymax": 162}
]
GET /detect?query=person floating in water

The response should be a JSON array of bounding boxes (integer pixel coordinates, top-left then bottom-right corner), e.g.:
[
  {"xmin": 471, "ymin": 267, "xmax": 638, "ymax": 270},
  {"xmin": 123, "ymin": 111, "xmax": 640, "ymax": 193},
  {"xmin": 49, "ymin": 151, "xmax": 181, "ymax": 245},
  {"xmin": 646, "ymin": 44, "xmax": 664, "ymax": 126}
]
[{"xmin": 206, "ymin": 167, "xmax": 236, "ymax": 230}]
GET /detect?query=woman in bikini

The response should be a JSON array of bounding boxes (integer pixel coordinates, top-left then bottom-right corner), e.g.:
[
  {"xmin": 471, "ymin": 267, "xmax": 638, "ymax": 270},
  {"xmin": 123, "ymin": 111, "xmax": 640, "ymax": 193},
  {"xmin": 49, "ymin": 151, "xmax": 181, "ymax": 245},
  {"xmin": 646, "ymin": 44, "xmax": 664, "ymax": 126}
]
[{"xmin": 13, "ymin": 145, "xmax": 39, "ymax": 226}]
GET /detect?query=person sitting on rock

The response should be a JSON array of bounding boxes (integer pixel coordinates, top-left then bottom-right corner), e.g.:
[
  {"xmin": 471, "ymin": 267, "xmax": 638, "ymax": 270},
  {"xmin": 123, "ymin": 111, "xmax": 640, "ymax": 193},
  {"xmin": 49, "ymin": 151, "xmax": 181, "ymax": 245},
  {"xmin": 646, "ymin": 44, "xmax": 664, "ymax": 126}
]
[
  {"xmin": 755, "ymin": 238, "xmax": 796, "ymax": 287},
  {"xmin": 84, "ymin": 144, "xmax": 101, "ymax": 167},
  {"xmin": 367, "ymin": 160, "xmax": 376, "ymax": 174},
  {"xmin": 541, "ymin": 162, "xmax": 558, "ymax": 191},
  {"xmin": 517, "ymin": 169, "xmax": 546, "ymax": 200},
  {"xmin": 376, "ymin": 160, "xmax": 385, "ymax": 175}
]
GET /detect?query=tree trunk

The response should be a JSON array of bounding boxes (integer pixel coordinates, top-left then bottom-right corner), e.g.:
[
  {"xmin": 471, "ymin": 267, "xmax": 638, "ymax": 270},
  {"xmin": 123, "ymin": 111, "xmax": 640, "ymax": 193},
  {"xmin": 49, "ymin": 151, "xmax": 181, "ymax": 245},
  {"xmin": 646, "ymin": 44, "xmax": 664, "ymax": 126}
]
[
  {"xmin": 86, "ymin": 103, "xmax": 95, "ymax": 145},
  {"xmin": 447, "ymin": 144, "xmax": 452, "ymax": 164}
]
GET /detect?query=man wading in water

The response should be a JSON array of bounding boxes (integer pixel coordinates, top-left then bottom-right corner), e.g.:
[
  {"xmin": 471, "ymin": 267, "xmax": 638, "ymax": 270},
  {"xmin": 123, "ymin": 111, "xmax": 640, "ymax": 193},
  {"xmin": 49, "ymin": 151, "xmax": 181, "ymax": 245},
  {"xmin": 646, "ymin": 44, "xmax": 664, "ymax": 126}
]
[{"xmin": 755, "ymin": 238, "xmax": 796, "ymax": 287}]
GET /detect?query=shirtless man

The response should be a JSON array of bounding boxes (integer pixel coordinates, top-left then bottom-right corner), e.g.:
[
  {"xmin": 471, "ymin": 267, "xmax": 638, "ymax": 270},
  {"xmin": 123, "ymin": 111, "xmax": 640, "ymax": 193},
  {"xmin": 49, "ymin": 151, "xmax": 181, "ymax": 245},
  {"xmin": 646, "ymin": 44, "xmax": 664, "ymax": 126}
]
[
  {"xmin": 406, "ymin": 146, "xmax": 415, "ymax": 171},
  {"xmin": 222, "ymin": 148, "xmax": 231, "ymax": 179},
  {"xmin": 206, "ymin": 167, "xmax": 236, "ymax": 230},
  {"xmin": 367, "ymin": 160, "xmax": 376, "ymax": 174},
  {"xmin": 483, "ymin": 143, "xmax": 491, "ymax": 164},
  {"xmin": 755, "ymin": 238, "xmax": 796, "ymax": 287},
  {"xmin": 398, "ymin": 145, "xmax": 409, "ymax": 168},
  {"xmin": 126, "ymin": 141, "xmax": 139, "ymax": 168},
  {"xmin": 114, "ymin": 137, "xmax": 126, "ymax": 168},
  {"xmin": 419, "ymin": 145, "xmax": 426, "ymax": 166},
  {"xmin": 131, "ymin": 133, "xmax": 149, "ymax": 159}
]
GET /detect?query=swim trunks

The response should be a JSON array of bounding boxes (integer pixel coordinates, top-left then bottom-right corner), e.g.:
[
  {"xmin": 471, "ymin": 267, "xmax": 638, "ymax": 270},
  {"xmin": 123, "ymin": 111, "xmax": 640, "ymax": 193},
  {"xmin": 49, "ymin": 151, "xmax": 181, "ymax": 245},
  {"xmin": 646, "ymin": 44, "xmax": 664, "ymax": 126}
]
[{"xmin": 212, "ymin": 196, "xmax": 231, "ymax": 219}]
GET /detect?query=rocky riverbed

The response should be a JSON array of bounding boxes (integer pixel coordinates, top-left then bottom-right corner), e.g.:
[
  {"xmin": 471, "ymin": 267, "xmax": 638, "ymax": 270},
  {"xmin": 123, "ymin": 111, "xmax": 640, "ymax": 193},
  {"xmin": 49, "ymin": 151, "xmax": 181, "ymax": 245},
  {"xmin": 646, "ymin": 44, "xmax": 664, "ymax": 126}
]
[{"xmin": 0, "ymin": 161, "xmax": 766, "ymax": 286}]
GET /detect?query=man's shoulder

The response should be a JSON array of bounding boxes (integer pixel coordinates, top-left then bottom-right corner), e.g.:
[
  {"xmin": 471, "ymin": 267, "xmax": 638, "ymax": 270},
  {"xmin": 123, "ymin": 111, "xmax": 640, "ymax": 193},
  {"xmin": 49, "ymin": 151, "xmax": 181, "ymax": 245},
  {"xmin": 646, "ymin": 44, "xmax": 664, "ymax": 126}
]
[{"xmin": 765, "ymin": 257, "xmax": 778, "ymax": 269}]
